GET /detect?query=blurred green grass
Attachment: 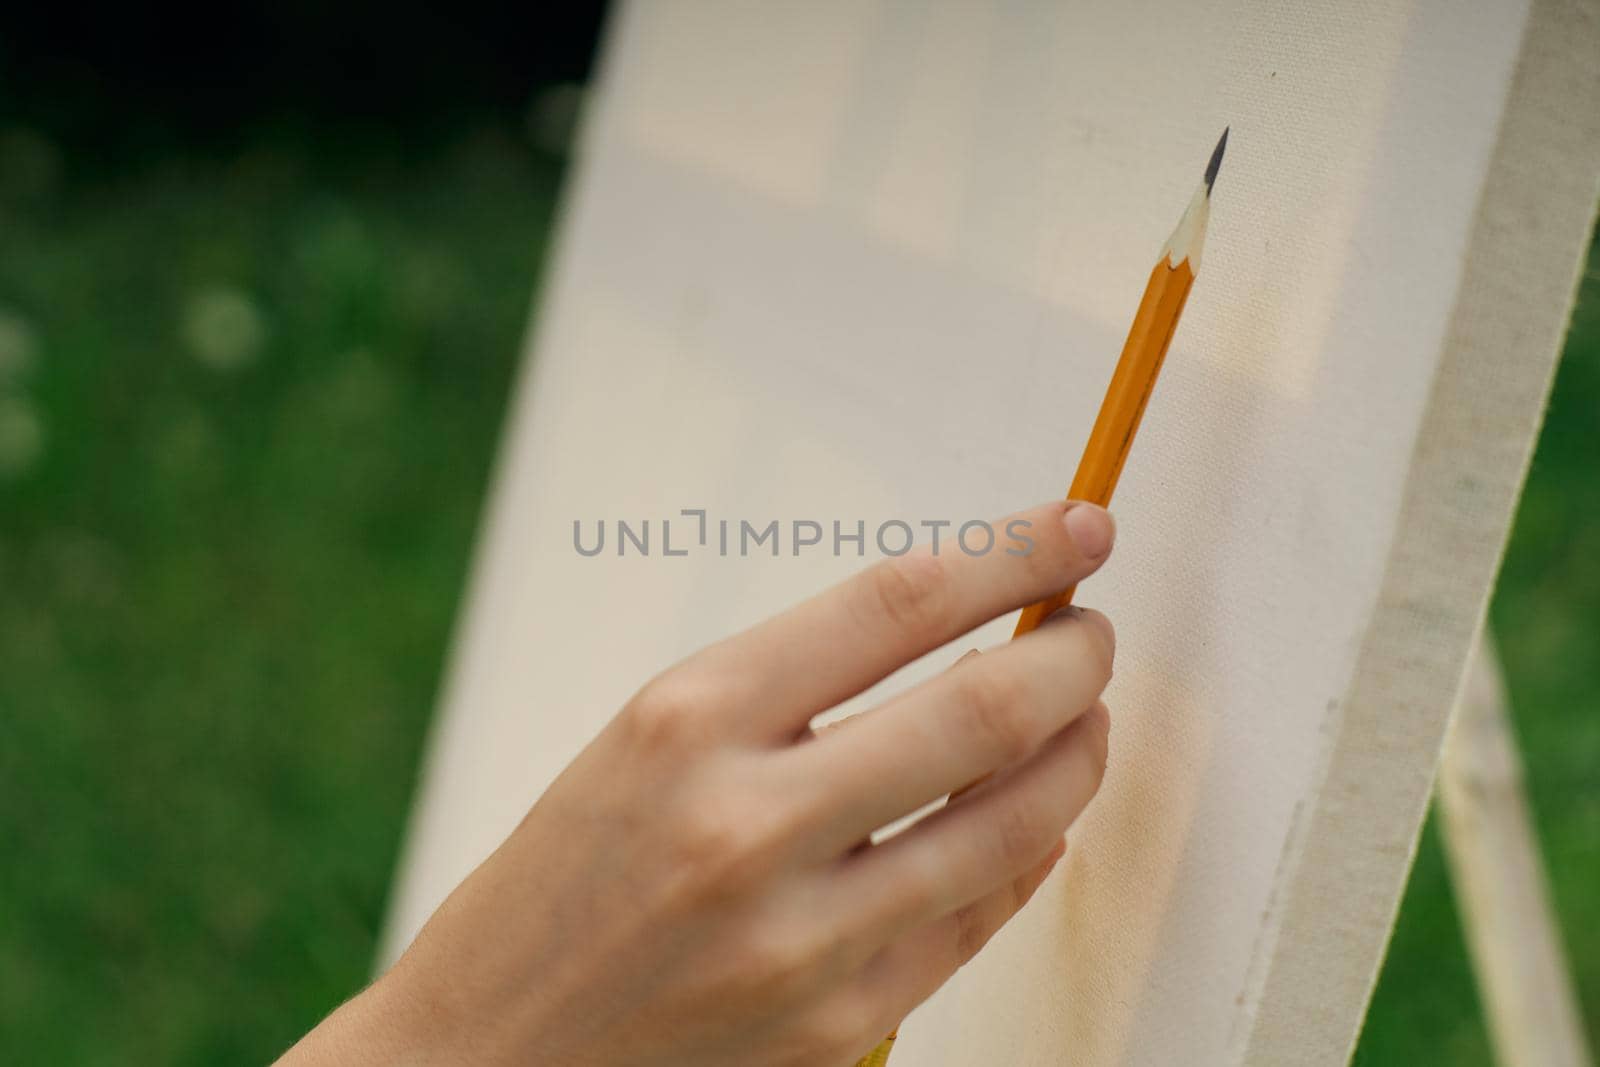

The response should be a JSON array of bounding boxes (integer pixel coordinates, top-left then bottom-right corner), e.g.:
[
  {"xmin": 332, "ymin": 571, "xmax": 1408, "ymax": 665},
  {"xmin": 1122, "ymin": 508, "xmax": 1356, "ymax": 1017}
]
[
  {"xmin": 0, "ymin": 125, "xmax": 1593, "ymax": 1063},
  {"xmin": 0, "ymin": 126, "xmax": 560, "ymax": 1063}
]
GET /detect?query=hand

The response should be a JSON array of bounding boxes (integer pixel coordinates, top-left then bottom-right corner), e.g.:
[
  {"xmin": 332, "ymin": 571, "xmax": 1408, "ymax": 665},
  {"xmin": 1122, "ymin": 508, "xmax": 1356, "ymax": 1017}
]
[{"xmin": 279, "ymin": 499, "xmax": 1117, "ymax": 1067}]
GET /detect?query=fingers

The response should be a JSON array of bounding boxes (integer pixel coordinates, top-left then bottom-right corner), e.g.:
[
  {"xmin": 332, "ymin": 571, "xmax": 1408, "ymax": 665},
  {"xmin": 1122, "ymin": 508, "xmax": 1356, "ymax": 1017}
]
[
  {"xmin": 852, "ymin": 835, "xmax": 1066, "ymax": 1022},
  {"xmin": 688, "ymin": 500, "xmax": 1115, "ymax": 741},
  {"xmin": 793, "ymin": 608, "xmax": 1114, "ymax": 854},
  {"xmin": 830, "ymin": 701, "xmax": 1110, "ymax": 954},
  {"xmin": 805, "ymin": 649, "xmax": 982, "ymax": 743}
]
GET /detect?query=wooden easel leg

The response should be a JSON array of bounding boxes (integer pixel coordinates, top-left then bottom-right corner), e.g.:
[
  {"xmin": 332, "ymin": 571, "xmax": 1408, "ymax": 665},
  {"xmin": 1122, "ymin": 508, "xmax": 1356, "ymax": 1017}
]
[{"xmin": 1437, "ymin": 630, "xmax": 1593, "ymax": 1067}]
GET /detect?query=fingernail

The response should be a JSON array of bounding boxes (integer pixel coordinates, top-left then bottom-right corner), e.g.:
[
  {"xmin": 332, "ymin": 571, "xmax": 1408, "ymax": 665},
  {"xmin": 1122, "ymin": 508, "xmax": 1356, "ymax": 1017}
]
[
  {"xmin": 1062, "ymin": 503, "xmax": 1115, "ymax": 560},
  {"xmin": 1041, "ymin": 603, "xmax": 1116, "ymax": 664}
]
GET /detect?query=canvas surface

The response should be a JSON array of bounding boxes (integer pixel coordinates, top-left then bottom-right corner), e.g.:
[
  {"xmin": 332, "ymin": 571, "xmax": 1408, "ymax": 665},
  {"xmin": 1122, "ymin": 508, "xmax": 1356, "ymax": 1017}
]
[{"xmin": 381, "ymin": 1, "xmax": 1600, "ymax": 1062}]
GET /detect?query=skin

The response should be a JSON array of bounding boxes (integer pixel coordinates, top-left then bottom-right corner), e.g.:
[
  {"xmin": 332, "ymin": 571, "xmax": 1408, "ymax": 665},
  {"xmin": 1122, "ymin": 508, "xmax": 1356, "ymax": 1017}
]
[{"xmin": 279, "ymin": 498, "xmax": 1117, "ymax": 1066}]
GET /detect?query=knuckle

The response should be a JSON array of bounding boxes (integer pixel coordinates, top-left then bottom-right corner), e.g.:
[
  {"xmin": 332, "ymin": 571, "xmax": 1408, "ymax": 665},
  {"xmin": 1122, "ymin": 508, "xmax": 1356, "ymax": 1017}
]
[
  {"xmin": 955, "ymin": 670, "xmax": 1033, "ymax": 764},
  {"xmin": 1021, "ymin": 525, "xmax": 1069, "ymax": 581},
  {"xmin": 732, "ymin": 922, "xmax": 828, "ymax": 1002},
  {"xmin": 674, "ymin": 794, "xmax": 804, "ymax": 901},
  {"xmin": 954, "ymin": 901, "xmax": 992, "ymax": 964},
  {"xmin": 883, "ymin": 854, "xmax": 943, "ymax": 923},
  {"xmin": 678, "ymin": 805, "xmax": 760, "ymax": 882},
  {"xmin": 993, "ymin": 800, "xmax": 1047, "ymax": 869},
  {"xmin": 622, "ymin": 672, "xmax": 715, "ymax": 749},
  {"xmin": 864, "ymin": 553, "xmax": 949, "ymax": 637}
]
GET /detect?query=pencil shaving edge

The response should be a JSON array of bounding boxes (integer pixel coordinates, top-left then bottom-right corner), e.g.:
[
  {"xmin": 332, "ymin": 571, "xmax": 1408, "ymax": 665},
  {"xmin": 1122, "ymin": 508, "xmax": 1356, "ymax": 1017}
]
[{"xmin": 1162, "ymin": 183, "xmax": 1210, "ymax": 272}]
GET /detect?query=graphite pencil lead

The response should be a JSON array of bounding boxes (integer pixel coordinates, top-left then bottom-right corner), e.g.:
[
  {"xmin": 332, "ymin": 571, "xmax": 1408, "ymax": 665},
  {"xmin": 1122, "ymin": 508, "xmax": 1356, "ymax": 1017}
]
[{"xmin": 1203, "ymin": 127, "xmax": 1229, "ymax": 193}]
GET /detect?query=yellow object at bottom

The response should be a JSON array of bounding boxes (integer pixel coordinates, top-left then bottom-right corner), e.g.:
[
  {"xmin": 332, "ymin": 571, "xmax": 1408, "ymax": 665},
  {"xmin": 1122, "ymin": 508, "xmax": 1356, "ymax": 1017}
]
[{"xmin": 855, "ymin": 1032, "xmax": 895, "ymax": 1067}]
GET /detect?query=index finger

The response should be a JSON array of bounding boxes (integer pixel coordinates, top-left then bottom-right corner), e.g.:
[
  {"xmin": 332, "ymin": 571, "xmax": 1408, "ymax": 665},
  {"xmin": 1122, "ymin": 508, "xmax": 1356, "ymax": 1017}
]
[{"xmin": 693, "ymin": 499, "xmax": 1115, "ymax": 740}]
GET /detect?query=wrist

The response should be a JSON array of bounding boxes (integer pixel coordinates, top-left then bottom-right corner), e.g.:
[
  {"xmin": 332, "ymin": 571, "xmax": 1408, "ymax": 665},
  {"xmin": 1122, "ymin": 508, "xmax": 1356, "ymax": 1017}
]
[{"xmin": 276, "ymin": 961, "xmax": 459, "ymax": 1066}]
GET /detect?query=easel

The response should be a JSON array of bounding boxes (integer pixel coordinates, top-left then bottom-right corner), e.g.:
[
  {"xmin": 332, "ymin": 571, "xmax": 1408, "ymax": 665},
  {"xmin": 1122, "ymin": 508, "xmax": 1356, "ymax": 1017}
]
[{"xmin": 1437, "ymin": 631, "xmax": 1593, "ymax": 1066}]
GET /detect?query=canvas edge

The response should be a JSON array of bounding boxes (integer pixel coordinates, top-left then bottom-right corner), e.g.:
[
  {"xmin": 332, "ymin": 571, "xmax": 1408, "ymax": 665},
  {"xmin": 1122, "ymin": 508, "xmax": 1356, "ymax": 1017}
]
[{"xmin": 1240, "ymin": 0, "xmax": 1600, "ymax": 1061}]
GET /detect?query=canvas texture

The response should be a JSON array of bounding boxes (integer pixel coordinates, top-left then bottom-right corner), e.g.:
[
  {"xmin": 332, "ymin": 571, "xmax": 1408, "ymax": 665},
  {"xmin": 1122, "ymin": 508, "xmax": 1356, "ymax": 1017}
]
[{"xmin": 381, "ymin": 0, "xmax": 1600, "ymax": 1062}]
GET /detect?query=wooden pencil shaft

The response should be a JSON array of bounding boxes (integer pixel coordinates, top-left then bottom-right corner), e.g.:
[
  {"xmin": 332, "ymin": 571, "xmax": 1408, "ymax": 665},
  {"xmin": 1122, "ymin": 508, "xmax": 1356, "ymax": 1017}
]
[{"xmin": 1012, "ymin": 257, "xmax": 1194, "ymax": 636}]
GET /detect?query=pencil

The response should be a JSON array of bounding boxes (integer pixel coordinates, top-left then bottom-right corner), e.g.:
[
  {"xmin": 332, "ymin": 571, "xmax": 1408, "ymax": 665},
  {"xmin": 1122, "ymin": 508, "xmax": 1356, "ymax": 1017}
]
[
  {"xmin": 854, "ymin": 126, "xmax": 1226, "ymax": 1067},
  {"xmin": 1013, "ymin": 125, "xmax": 1225, "ymax": 633}
]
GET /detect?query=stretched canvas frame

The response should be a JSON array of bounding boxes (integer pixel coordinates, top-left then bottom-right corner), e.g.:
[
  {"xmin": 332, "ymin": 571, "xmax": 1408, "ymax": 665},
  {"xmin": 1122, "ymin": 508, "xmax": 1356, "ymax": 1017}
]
[{"xmin": 382, "ymin": 1, "xmax": 1600, "ymax": 1062}]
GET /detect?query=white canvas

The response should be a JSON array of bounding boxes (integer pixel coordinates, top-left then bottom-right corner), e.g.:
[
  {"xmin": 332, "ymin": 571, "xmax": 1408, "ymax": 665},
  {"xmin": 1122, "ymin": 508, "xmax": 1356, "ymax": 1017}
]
[{"xmin": 381, "ymin": 1, "xmax": 1600, "ymax": 1063}]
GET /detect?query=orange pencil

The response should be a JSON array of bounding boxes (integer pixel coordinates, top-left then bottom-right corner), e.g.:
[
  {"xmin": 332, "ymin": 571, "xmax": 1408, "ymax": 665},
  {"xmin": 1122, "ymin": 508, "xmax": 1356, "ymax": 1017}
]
[
  {"xmin": 856, "ymin": 127, "xmax": 1227, "ymax": 1067},
  {"xmin": 1013, "ymin": 126, "xmax": 1226, "ymax": 634}
]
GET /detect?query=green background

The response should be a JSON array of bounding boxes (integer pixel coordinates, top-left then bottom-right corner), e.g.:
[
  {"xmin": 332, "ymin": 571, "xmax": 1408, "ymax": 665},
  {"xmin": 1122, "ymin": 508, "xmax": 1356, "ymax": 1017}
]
[{"xmin": 0, "ymin": 122, "xmax": 1594, "ymax": 1062}]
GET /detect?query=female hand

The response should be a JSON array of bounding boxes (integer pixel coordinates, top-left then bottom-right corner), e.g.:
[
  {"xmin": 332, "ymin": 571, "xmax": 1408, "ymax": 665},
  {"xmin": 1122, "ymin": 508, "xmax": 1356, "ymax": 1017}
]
[{"xmin": 280, "ymin": 499, "xmax": 1117, "ymax": 1066}]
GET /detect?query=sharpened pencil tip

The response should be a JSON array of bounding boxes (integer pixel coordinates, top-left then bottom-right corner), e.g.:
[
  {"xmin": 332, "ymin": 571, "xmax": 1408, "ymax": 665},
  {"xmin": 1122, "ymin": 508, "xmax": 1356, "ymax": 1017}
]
[{"xmin": 1203, "ymin": 127, "xmax": 1229, "ymax": 193}]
